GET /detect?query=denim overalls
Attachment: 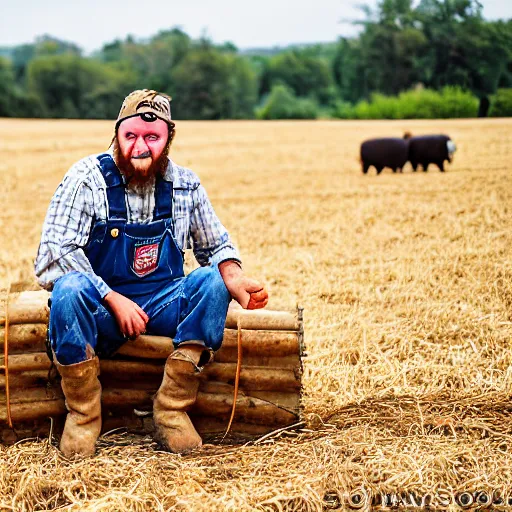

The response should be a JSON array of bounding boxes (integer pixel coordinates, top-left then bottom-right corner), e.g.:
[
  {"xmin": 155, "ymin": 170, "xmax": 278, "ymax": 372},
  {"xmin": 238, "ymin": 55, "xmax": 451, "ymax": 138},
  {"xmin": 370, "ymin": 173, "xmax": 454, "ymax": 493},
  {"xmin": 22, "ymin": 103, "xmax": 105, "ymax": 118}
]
[
  {"xmin": 49, "ymin": 154, "xmax": 231, "ymax": 365},
  {"xmin": 86, "ymin": 153, "xmax": 184, "ymax": 297}
]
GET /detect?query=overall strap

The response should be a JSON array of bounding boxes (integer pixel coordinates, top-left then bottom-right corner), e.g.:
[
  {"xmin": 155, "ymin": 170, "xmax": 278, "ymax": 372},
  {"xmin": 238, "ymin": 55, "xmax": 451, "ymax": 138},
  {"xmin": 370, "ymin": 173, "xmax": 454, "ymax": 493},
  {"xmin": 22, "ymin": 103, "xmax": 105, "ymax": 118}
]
[
  {"xmin": 153, "ymin": 174, "xmax": 173, "ymax": 220},
  {"xmin": 97, "ymin": 153, "xmax": 128, "ymax": 220}
]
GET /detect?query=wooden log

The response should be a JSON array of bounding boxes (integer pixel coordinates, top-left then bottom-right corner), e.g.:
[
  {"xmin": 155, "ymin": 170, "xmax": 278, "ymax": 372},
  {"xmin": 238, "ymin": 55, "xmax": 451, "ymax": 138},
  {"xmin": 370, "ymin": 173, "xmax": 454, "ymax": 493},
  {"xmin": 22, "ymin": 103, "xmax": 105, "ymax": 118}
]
[
  {"xmin": 4, "ymin": 386, "xmax": 63, "ymax": 403},
  {"xmin": 116, "ymin": 330, "xmax": 300, "ymax": 360},
  {"xmin": 0, "ymin": 327, "xmax": 300, "ymax": 359},
  {"xmin": 225, "ymin": 307, "xmax": 299, "ymax": 331},
  {"xmin": 1, "ymin": 291, "xmax": 299, "ymax": 331},
  {"xmin": 221, "ymin": 329, "xmax": 299, "ymax": 355},
  {"xmin": 0, "ymin": 375, "xmax": 300, "ymax": 419},
  {"xmin": 99, "ymin": 375, "xmax": 161, "ymax": 391},
  {"xmin": 0, "ymin": 290, "xmax": 50, "ymax": 326},
  {"xmin": 4, "ymin": 388, "xmax": 157, "ymax": 412},
  {"xmin": 202, "ymin": 364, "xmax": 300, "ymax": 391},
  {"xmin": 0, "ymin": 354, "xmax": 164, "ymax": 376},
  {"xmin": 194, "ymin": 393, "xmax": 297, "ymax": 426},
  {"xmin": 0, "ymin": 371, "xmax": 48, "ymax": 389},
  {"xmin": 0, "ymin": 339, "xmax": 301, "ymax": 373},
  {"xmin": 0, "ymin": 388, "xmax": 296, "ymax": 426},
  {"xmin": 0, "ymin": 388, "xmax": 153, "ymax": 411},
  {"xmin": 240, "ymin": 391, "xmax": 300, "ymax": 412},
  {"xmin": 102, "ymin": 388, "xmax": 154, "ymax": 407},
  {"xmin": 99, "ymin": 359, "xmax": 163, "ymax": 378},
  {"xmin": 0, "ymin": 324, "xmax": 47, "ymax": 353},
  {"xmin": 1, "ymin": 354, "xmax": 300, "ymax": 392},
  {"xmin": 1, "ymin": 352, "xmax": 51, "ymax": 373},
  {"xmin": 214, "ymin": 352, "xmax": 300, "ymax": 368},
  {"xmin": 1, "ymin": 400, "xmax": 66, "ymax": 422},
  {"xmin": 197, "ymin": 381, "xmax": 300, "ymax": 413},
  {"xmin": 116, "ymin": 335, "xmax": 174, "ymax": 359}
]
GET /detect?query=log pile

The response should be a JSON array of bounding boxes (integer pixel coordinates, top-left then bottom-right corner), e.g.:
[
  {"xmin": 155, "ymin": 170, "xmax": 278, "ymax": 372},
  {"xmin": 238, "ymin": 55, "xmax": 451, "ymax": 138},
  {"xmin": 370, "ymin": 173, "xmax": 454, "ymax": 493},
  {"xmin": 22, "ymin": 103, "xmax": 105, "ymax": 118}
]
[{"xmin": 1, "ymin": 290, "xmax": 304, "ymax": 444}]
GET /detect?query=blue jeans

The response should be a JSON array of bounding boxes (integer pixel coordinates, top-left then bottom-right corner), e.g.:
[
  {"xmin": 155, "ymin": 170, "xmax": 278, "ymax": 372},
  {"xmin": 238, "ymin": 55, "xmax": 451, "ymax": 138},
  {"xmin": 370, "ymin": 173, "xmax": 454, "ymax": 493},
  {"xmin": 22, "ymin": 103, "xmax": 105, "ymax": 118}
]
[{"xmin": 49, "ymin": 267, "xmax": 231, "ymax": 365}]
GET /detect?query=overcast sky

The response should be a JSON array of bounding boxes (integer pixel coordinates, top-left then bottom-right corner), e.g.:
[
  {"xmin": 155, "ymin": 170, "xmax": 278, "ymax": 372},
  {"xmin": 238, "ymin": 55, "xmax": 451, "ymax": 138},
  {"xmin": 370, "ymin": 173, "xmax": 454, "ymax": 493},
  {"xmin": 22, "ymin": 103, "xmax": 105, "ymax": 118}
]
[{"xmin": 1, "ymin": 0, "xmax": 511, "ymax": 53}]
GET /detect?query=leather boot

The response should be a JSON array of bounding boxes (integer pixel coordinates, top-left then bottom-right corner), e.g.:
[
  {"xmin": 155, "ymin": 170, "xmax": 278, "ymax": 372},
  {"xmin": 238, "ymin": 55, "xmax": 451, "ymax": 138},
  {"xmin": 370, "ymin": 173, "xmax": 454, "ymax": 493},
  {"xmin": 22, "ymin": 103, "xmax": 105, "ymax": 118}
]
[
  {"xmin": 153, "ymin": 343, "xmax": 212, "ymax": 453},
  {"xmin": 55, "ymin": 355, "xmax": 102, "ymax": 457}
]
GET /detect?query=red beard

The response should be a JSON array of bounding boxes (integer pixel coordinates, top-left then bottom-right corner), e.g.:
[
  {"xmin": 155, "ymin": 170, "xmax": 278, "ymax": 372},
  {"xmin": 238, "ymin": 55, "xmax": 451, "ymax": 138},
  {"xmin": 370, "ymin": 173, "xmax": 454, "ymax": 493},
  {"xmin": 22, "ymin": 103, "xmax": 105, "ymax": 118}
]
[{"xmin": 113, "ymin": 138, "xmax": 170, "ymax": 186}]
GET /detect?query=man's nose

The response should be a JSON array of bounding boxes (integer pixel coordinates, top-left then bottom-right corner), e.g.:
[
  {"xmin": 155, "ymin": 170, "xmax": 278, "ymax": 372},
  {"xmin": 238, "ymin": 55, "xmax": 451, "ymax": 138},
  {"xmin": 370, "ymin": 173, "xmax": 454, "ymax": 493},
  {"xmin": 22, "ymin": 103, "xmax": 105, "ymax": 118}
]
[{"xmin": 133, "ymin": 136, "xmax": 149, "ymax": 155}]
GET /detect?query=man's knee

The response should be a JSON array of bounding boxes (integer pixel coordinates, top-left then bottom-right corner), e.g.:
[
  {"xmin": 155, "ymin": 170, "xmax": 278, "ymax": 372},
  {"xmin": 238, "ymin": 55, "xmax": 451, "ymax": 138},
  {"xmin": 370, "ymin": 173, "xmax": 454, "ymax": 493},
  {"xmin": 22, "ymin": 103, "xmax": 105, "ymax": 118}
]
[
  {"xmin": 50, "ymin": 272, "xmax": 100, "ymax": 338},
  {"xmin": 191, "ymin": 266, "xmax": 230, "ymax": 302},
  {"xmin": 51, "ymin": 272, "xmax": 99, "ymax": 313},
  {"xmin": 53, "ymin": 339, "xmax": 90, "ymax": 365}
]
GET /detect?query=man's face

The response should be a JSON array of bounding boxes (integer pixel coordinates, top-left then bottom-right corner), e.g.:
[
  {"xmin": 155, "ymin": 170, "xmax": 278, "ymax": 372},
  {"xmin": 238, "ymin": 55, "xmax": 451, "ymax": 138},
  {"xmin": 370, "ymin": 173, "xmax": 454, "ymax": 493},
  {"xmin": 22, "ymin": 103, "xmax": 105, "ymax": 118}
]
[{"xmin": 115, "ymin": 116, "xmax": 170, "ymax": 183}]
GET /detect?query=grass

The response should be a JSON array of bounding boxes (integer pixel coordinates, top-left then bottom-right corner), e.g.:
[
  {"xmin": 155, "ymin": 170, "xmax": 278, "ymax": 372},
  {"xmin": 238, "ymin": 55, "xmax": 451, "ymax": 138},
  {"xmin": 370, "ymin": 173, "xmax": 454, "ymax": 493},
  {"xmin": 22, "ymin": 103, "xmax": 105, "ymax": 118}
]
[{"xmin": 1, "ymin": 117, "xmax": 512, "ymax": 510}]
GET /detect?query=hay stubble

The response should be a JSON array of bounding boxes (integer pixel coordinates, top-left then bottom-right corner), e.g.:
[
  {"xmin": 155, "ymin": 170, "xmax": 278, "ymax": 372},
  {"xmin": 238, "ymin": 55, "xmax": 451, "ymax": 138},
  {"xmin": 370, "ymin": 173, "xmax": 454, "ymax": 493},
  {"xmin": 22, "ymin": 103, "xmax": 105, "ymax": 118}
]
[{"xmin": 1, "ymin": 118, "xmax": 512, "ymax": 510}]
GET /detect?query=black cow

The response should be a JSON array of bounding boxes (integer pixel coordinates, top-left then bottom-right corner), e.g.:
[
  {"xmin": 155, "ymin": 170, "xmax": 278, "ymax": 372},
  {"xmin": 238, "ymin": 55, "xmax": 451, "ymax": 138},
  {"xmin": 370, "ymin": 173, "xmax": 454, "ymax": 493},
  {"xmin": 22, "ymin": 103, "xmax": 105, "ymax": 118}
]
[
  {"xmin": 360, "ymin": 137, "xmax": 409, "ymax": 175},
  {"xmin": 408, "ymin": 135, "xmax": 456, "ymax": 172}
]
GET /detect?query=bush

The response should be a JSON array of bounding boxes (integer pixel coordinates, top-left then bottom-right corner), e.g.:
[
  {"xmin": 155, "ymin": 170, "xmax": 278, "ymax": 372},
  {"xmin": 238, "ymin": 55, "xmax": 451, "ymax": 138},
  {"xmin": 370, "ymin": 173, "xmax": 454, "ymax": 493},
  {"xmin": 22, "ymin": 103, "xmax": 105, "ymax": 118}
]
[
  {"xmin": 333, "ymin": 87, "xmax": 479, "ymax": 119},
  {"xmin": 332, "ymin": 100, "xmax": 355, "ymax": 119},
  {"xmin": 489, "ymin": 89, "xmax": 512, "ymax": 117},
  {"xmin": 256, "ymin": 84, "xmax": 318, "ymax": 120},
  {"xmin": 435, "ymin": 87, "xmax": 480, "ymax": 118}
]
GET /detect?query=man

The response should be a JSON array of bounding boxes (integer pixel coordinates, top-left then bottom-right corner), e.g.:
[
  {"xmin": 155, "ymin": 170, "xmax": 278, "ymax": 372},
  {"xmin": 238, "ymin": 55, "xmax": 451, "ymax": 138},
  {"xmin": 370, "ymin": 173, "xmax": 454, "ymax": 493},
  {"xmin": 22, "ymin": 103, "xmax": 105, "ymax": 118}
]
[{"xmin": 35, "ymin": 89, "xmax": 268, "ymax": 457}]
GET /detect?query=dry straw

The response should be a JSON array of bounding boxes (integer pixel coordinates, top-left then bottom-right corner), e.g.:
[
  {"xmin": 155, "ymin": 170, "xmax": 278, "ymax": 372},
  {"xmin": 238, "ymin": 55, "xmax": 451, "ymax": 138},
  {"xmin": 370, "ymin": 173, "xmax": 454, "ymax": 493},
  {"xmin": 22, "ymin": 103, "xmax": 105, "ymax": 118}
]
[{"xmin": 1, "ymin": 118, "xmax": 512, "ymax": 510}]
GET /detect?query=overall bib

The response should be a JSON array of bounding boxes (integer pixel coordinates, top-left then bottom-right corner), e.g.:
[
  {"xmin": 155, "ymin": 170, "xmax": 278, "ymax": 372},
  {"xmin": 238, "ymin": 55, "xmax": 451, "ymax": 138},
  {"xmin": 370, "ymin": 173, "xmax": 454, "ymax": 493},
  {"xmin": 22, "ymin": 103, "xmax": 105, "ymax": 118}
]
[
  {"xmin": 49, "ymin": 154, "xmax": 231, "ymax": 365},
  {"xmin": 86, "ymin": 153, "xmax": 184, "ymax": 297}
]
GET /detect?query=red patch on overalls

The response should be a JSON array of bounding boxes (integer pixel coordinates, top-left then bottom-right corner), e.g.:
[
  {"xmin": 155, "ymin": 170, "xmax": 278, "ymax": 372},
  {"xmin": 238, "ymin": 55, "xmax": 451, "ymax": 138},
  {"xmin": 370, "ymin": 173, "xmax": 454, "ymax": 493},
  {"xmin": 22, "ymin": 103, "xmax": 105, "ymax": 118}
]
[{"xmin": 133, "ymin": 243, "xmax": 159, "ymax": 277}]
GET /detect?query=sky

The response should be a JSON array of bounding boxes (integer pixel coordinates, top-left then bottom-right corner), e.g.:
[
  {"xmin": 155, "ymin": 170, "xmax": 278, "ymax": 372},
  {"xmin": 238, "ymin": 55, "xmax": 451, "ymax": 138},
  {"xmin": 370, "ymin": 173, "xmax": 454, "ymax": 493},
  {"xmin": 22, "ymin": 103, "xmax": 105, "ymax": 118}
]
[{"xmin": 1, "ymin": 0, "xmax": 511, "ymax": 54}]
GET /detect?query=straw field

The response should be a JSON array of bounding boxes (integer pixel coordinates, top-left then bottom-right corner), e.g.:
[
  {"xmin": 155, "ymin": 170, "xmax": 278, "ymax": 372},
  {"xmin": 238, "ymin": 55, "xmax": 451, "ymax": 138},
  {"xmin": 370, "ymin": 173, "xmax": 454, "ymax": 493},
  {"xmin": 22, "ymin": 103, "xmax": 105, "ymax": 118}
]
[{"xmin": 1, "ymin": 118, "xmax": 512, "ymax": 510}]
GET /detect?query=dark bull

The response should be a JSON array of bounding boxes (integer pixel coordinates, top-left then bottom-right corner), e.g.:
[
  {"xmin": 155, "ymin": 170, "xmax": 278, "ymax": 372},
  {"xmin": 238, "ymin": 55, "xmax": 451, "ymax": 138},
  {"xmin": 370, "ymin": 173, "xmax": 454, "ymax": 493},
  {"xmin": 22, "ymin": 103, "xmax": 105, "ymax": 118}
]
[
  {"xmin": 360, "ymin": 134, "xmax": 457, "ymax": 174},
  {"xmin": 408, "ymin": 134, "xmax": 456, "ymax": 172},
  {"xmin": 360, "ymin": 137, "xmax": 409, "ymax": 175}
]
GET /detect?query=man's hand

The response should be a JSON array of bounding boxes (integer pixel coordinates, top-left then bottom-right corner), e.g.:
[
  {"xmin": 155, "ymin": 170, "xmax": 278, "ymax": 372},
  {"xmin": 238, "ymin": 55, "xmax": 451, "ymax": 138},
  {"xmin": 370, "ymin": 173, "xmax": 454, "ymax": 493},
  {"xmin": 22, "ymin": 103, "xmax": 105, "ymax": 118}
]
[
  {"xmin": 218, "ymin": 261, "xmax": 269, "ymax": 310},
  {"xmin": 103, "ymin": 291, "xmax": 149, "ymax": 339}
]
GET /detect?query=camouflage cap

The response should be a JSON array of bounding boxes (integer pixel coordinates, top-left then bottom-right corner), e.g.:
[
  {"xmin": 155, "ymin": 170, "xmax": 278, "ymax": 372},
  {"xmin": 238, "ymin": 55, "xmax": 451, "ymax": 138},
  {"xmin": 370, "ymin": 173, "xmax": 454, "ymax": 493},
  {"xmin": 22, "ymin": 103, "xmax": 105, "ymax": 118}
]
[{"xmin": 116, "ymin": 89, "xmax": 175, "ymax": 130}]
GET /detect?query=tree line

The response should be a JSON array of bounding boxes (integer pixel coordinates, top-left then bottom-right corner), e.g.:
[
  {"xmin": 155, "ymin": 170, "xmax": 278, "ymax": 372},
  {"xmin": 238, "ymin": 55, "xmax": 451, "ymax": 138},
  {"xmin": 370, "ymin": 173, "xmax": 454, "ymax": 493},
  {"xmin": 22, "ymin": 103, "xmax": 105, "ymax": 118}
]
[{"xmin": 1, "ymin": 0, "xmax": 511, "ymax": 120}]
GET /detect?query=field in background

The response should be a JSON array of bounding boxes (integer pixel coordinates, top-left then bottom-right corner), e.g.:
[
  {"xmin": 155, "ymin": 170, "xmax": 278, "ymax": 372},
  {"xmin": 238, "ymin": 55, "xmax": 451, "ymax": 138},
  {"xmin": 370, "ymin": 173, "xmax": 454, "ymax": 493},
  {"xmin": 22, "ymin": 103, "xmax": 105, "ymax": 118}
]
[{"xmin": 1, "ymin": 118, "xmax": 512, "ymax": 510}]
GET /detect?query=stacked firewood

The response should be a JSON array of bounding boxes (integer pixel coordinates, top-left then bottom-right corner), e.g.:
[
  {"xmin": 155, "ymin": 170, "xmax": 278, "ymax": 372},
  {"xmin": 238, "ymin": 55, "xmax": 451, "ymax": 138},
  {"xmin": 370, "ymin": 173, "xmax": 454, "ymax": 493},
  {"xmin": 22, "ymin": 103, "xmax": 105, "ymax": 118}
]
[{"xmin": 1, "ymin": 290, "xmax": 304, "ymax": 443}]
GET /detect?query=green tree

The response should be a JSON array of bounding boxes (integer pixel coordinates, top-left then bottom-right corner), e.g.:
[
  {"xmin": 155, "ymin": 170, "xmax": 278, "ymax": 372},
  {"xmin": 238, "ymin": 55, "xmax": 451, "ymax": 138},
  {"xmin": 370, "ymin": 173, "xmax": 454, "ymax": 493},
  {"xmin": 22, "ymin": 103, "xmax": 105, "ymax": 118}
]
[
  {"xmin": 260, "ymin": 50, "xmax": 336, "ymax": 104},
  {"xmin": 171, "ymin": 48, "xmax": 258, "ymax": 119},
  {"xmin": 99, "ymin": 29, "xmax": 192, "ymax": 93},
  {"xmin": 0, "ymin": 57, "xmax": 20, "ymax": 116},
  {"xmin": 489, "ymin": 89, "xmax": 512, "ymax": 117},
  {"xmin": 415, "ymin": 0, "xmax": 511, "ymax": 114},
  {"xmin": 27, "ymin": 54, "xmax": 136, "ymax": 119},
  {"xmin": 336, "ymin": 0, "xmax": 512, "ymax": 114},
  {"xmin": 11, "ymin": 35, "xmax": 81, "ymax": 83}
]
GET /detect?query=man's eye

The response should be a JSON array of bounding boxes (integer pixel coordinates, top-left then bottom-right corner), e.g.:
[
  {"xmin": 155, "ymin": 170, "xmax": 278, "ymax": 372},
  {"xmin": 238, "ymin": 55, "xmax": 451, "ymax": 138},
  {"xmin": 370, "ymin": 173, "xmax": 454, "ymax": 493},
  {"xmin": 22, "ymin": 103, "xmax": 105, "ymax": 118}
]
[
  {"xmin": 146, "ymin": 135, "xmax": 158, "ymax": 141},
  {"xmin": 125, "ymin": 133, "xmax": 136, "ymax": 139}
]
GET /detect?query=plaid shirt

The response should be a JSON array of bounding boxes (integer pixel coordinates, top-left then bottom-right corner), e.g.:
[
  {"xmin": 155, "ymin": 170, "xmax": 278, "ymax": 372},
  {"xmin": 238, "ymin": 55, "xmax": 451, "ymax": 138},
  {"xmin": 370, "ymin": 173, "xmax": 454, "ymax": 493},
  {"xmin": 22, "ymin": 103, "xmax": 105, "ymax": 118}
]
[{"xmin": 35, "ymin": 152, "xmax": 240, "ymax": 297}]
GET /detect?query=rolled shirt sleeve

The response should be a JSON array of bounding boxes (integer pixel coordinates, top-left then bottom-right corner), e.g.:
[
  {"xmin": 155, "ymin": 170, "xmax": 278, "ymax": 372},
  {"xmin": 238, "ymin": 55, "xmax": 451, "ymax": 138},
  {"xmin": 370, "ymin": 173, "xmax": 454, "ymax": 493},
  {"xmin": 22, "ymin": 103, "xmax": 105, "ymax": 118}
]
[
  {"xmin": 190, "ymin": 184, "xmax": 241, "ymax": 268},
  {"xmin": 34, "ymin": 170, "xmax": 112, "ymax": 298}
]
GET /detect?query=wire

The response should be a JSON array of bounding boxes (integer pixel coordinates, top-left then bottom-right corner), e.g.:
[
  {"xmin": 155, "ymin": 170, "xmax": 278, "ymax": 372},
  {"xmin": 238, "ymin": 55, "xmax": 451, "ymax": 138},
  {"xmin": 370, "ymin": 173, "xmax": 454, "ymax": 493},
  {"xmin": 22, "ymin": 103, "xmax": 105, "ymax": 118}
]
[
  {"xmin": 3, "ymin": 283, "xmax": 13, "ymax": 428},
  {"xmin": 221, "ymin": 316, "xmax": 242, "ymax": 442}
]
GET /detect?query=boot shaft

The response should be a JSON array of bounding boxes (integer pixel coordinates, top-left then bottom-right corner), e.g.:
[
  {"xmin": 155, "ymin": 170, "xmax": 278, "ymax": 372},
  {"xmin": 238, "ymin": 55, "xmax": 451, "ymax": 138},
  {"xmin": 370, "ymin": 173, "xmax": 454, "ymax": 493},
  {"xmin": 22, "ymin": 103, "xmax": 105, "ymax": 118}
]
[{"xmin": 55, "ymin": 356, "xmax": 102, "ymax": 457}]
